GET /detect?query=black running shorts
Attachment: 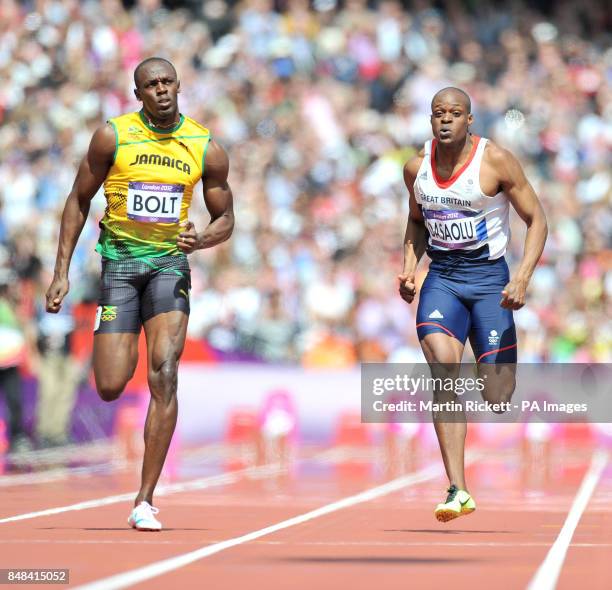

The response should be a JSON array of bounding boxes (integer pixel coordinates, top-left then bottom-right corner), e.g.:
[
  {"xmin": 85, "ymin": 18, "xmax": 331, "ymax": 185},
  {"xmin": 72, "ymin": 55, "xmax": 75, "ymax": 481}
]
[{"xmin": 94, "ymin": 255, "xmax": 191, "ymax": 334}]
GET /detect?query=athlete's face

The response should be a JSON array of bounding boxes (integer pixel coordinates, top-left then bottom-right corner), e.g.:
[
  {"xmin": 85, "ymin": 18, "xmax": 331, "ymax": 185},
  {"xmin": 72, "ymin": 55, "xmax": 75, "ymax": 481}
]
[
  {"xmin": 430, "ymin": 95, "xmax": 473, "ymax": 144},
  {"xmin": 134, "ymin": 63, "xmax": 180, "ymax": 122}
]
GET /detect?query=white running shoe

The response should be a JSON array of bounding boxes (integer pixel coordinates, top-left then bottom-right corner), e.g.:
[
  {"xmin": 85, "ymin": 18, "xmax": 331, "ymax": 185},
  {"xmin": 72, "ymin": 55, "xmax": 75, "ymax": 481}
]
[{"xmin": 127, "ymin": 501, "xmax": 162, "ymax": 531}]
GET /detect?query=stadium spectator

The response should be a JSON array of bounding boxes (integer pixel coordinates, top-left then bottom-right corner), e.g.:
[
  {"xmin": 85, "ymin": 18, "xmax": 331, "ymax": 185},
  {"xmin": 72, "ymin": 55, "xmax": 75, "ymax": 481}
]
[
  {"xmin": 0, "ymin": 0, "xmax": 609, "ymax": 373},
  {"xmin": 0, "ymin": 267, "xmax": 32, "ymax": 452}
]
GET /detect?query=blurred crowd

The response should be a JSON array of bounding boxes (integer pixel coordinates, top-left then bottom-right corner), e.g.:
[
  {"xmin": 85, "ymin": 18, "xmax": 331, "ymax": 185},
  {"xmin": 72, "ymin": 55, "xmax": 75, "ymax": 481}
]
[{"xmin": 0, "ymin": 0, "xmax": 610, "ymax": 422}]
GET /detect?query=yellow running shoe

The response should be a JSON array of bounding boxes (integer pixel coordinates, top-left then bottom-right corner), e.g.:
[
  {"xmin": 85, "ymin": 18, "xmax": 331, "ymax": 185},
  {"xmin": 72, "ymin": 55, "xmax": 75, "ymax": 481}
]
[{"xmin": 434, "ymin": 484, "xmax": 476, "ymax": 522}]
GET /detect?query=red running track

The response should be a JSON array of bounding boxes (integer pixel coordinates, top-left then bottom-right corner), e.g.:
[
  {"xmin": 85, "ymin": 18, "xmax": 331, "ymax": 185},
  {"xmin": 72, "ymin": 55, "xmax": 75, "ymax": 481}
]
[{"xmin": 0, "ymin": 441, "xmax": 610, "ymax": 590}]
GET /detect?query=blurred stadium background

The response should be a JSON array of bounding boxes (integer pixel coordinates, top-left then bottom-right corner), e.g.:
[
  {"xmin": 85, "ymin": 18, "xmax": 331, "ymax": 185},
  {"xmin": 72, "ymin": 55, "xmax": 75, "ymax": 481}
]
[{"xmin": 0, "ymin": 0, "xmax": 609, "ymax": 460}]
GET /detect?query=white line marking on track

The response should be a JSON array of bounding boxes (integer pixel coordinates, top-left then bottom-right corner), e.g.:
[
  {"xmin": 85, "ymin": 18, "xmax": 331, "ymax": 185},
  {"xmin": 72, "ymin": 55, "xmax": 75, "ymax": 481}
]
[
  {"xmin": 526, "ymin": 449, "xmax": 609, "ymax": 590},
  {"xmin": 5, "ymin": 441, "xmax": 116, "ymax": 466},
  {"xmin": 0, "ymin": 443, "xmax": 243, "ymax": 488},
  {"xmin": 72, "ymin": 457, "xmax": 473, "ymax": 590},
  {"xmin": 0, "ymin": 463, "xmax": 284, "ymax": 525},
  {"xmin": 2, "ymin": 539, "xmax": 612, "ymax": 548},
  {"xmin": 0, "ymin": 448, "xmax": 358, "ymax": 524},
  {"xmin": 0, "ymin": 442, "xmax": 251, "ymax": 488},
  {"xmin": 0, "ymin": 462, "xmax": 129, "ymax": 488}
]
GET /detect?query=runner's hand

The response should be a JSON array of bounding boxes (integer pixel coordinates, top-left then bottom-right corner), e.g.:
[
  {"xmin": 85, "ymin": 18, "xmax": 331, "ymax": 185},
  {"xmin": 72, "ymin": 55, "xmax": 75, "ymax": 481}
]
[
  {"xmin": 500, "ymin": 278, "xmax": 527, "ymax": 310},
  {"xmin": 46, "ymin": 276, "xmax": 69, "ymax": 313},
  {"xmin": 398, "ymin": 273, "xmax": 417, "ymax": 303},
  {"xmin": 177, "ymin": 220, "xmax": 200, "ymax": 253}
]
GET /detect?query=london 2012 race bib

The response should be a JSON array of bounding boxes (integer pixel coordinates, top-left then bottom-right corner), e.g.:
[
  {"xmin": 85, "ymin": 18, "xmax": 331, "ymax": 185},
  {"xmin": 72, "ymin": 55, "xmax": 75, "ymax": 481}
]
[
  {"xmin": 127, "ymin": 182, "xmax": 184, "ymax": 223},
  {"xmin": 423, "ymin": 209, "xmax": 481, "ymax": 250}
]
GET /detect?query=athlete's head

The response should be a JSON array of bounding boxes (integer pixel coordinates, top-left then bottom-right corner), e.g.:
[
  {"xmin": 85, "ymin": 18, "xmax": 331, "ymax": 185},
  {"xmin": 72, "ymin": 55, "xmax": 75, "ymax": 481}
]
[
  {"xmin": 133, "ymin": 58, "xmax": 180, "ymax": 123},
  {"xmin": 430, "ymin": 87, "xmax": 473, "ymax": 145}
]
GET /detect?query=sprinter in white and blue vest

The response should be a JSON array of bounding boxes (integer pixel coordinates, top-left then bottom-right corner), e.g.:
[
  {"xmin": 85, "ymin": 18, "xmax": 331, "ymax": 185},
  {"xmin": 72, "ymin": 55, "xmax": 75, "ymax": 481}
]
[{"xmin": 398, "ymin": 87, "xmax": 548, "ymax": 522}]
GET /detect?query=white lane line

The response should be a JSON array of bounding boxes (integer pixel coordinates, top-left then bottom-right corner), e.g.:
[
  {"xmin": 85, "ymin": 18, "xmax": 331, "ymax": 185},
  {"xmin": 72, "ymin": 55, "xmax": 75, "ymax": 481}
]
[
  {"xmin": 526, "ymin": 449, "xmax": 609, "ymax": 590},
  {"xmin": 0, "ymin": 463, "xmax": 284, "ymax": 525},
  {"xmin": 2, "ymin": 539, "xmax": 611, "ymax": 548},
  {"xmin": 0, "ymin": 462, "xmax": 129, "ymax": 488},
  {"xmin": 72, "ymin": 458, "xmax": 466, "ymax": 590},
  {"xmin": 0, "ymin": 442, "xmax": 243, "ymax": 488},
  {"xmin": 0, "ymin": 443, "xmax": 238, "ymax": 488},
  {"xmin": 0, "ymin": 448, "xmax": 358, "ymax": 524},
  {"xmin": 5, "ymin": 442, "xmax": 116, "ymax": 466}
]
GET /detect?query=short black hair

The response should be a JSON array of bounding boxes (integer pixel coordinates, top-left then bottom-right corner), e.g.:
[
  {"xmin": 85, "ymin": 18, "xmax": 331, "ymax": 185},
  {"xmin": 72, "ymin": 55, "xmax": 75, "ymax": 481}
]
[
  {"xmin": 431, "ymin": 87, "xmax": 472, "ymax": 113},
  {"xmin": 134, "ymin": 57, "xmax": 177, "ymax": 87}
]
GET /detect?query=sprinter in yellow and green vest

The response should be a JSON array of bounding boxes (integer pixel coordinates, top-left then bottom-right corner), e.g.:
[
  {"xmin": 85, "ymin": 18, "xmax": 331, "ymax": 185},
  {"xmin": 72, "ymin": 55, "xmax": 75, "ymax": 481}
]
[{"xmin": 45, "ymin": 57, "xmax": 235, "ymax": 531}]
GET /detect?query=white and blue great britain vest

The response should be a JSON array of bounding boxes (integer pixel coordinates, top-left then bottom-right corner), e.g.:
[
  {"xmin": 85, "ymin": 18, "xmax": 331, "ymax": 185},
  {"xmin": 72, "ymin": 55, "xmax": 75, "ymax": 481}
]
[{"xmin": 414, "ymin": 136, "xmax": 510, "ymax": 261}]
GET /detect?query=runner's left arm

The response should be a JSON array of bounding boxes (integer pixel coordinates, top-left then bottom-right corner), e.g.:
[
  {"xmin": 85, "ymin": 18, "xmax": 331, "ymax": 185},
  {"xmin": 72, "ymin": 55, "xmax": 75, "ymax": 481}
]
[
  {"xmin": 490, "ymin": 144, "xmax": 548, "ymax": 310},
  {"xmin": 178, "ymin": 140, "xmax": 234, "ymax": 252}
]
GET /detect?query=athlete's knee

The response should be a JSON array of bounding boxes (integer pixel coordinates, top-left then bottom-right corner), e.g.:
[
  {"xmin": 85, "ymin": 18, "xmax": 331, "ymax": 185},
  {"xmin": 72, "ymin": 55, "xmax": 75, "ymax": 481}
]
[
  {"xmin": 94, "ymin": 365, "xmax": 135, "ymax": 402},
  {"xmin": 97, "ymin": 382, "xmax": 125, "ymax": 402},
  {"xmin": 426, "ymin": 353, "xmax": 461, "ymax": 383},
  {"xmin": 498, "ymin": 378, "xmax": 516, "ymax": 405},
  {"xmin": 428, "ymin": 354, "xmax": 460, "ymax": 372},
  {"xmin": 157, "ymin": 358, "xmax": 178, "ymax": 384},
  {"xmin": 480, "ymin": 373, "xmax": 516, "ymax": 410},
  {"xmin": 148, "ymin": 356, "xmax": 179, "ymax": 401}
]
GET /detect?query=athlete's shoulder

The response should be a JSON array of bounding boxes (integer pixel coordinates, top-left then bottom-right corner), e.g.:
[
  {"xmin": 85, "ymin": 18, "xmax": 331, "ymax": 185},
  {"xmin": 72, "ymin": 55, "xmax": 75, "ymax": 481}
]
[
  {"xmin": 204, "ymin": 139, "xmax": 229, "ymax": 177},
  {"xmin": 107, "ymin": 111, "xmax": 140, "ymax": 126},
  {"xmin": 483, "ymin": 140, "xmax": 523, "ymax": 179},
  {"xmin": 106, "ymin": 112, "xmax": 145, "ymax": 141},
  {"xmin": 403, "ymin": 148, "xmax": 426, "ymax": 182},
  {"xmin": 483, "ymin": 139, "xmax": 515, "ymax": 166},
  {"xmin": 90, "ymin": 122, "xmax": 116, "ymax": 157},
  {"xmin": 181, "ymin": 114, "xmax": 211, "ymax": 136}
]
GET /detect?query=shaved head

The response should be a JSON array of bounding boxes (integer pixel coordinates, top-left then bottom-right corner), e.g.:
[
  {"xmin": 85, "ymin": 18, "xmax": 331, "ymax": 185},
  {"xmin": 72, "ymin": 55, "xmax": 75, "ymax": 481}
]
[
  {"xmin": 133, "ymin": 56, "xmax": 181, "ymax": 125},
  {"xmin": 429, "ymin": 86, "xmax": 473, "ymax": 145},
  {"xmin": 431, "ymin": 87, "xmax": 471, "ymax": 114},
  {"xmin": 134, "ymin": 57, "xmax": 177, "ymax": 88}
]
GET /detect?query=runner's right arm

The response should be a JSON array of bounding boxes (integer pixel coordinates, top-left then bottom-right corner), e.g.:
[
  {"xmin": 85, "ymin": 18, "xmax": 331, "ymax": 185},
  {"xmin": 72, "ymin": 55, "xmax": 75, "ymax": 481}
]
[
  {"xmin": 398, "ymin": 154, "xmax": 427, "ymax": 304},
  {"xmin": 46, "ymin": 125, "xmax": 115, "ymax": 313}
]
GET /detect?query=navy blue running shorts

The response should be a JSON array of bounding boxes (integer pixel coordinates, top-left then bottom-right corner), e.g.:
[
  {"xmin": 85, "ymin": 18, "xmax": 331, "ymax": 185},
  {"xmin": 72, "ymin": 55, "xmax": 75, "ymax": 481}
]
[{"xmin": 416, "ymin": 254, "xmax": 517, "ymax": 363}]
